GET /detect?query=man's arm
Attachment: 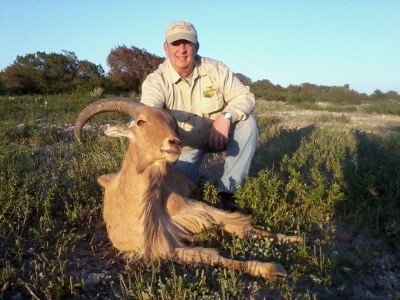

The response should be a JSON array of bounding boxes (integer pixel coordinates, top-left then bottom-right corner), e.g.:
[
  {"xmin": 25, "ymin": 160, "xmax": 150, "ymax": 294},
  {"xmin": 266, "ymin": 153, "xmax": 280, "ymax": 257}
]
[
  {"xmin": 215, "ymin": 60, "xmax": 256, "ymax": 123},
  {"xmin": 140, "ymin": 72, "xmax": 166, "ymax": 108},
  {"xmin": 208, "ymin": 60, "xmax": 256, "ymax": 149}
]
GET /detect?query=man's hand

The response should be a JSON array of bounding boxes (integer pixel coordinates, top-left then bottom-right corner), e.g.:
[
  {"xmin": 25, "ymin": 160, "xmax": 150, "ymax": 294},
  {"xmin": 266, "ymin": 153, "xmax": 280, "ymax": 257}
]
[{"xmin": 208, "ymin": 114, "xmax": 231, "ymax": 150}]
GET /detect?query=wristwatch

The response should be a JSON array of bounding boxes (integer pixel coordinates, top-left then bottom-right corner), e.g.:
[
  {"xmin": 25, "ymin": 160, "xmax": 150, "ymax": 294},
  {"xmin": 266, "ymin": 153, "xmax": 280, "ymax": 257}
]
[{"xmin": 223, "ymin": 112, "xmax": 233, "ymax": 123}]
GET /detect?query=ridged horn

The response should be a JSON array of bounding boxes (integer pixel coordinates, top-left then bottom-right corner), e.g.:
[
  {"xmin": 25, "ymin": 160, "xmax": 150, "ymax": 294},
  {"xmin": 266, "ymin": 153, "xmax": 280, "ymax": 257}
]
[{"xmin": 74, "ymin": 97, "xmax": 142, "ymax": 142}]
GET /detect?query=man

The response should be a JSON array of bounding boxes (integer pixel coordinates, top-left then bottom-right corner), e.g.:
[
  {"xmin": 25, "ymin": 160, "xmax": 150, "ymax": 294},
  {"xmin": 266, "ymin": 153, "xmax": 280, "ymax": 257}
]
[{"xmin": 141, "ymin": 21, "xmax": 258, "ymax": 210}]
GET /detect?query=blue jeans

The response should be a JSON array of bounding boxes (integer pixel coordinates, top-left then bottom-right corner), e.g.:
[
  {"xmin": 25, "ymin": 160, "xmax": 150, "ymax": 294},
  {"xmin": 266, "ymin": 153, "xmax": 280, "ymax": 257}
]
[{"xmin": 173, "ymin": 115, "xmax": 259, "ymax": 193}]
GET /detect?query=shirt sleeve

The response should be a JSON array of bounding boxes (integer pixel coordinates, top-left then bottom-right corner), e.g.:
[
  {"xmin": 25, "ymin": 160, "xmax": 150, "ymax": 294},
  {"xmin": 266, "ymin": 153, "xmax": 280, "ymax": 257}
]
[
  {"xmin": 214, "ymin": 61, "xmax": 255, "ymax": 122},
  {"xmin": 140, "ymin": 71, "xmax": 166, "ymax": 108}
]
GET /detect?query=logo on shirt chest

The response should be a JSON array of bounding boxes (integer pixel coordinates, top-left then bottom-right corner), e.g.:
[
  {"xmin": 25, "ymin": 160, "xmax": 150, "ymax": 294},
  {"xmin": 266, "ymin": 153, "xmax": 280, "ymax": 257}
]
[{"xmin": 203, "ymin": 86, "xmax": 217, "ymax": 98}]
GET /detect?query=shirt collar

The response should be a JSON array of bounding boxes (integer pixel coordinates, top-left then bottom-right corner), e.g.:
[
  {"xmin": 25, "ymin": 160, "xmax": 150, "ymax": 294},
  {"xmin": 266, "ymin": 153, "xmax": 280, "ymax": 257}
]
[{"xmin": 167, "ymin": 55, "xmax": 205, "ymax": 84}]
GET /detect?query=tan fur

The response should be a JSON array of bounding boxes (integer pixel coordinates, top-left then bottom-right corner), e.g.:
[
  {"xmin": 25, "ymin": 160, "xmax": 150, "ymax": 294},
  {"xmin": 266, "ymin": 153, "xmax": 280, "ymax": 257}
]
[{"xmin": 92, "ymin": 105, "xmax": 301, "ymax": 280}]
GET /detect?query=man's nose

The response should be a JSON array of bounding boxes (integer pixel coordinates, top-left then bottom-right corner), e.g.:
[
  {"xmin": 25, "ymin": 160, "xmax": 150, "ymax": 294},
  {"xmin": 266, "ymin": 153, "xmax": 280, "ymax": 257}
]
[{"xmin": 178, "ymin": 43, "xmax": 187, "ymax": 52}]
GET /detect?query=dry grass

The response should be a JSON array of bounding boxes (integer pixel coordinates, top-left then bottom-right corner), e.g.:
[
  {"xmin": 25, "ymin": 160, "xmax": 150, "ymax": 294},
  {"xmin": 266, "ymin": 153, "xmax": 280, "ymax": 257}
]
[{"xmin": 256, "ymin": 100, "xmax": 400, "ymax": 133}]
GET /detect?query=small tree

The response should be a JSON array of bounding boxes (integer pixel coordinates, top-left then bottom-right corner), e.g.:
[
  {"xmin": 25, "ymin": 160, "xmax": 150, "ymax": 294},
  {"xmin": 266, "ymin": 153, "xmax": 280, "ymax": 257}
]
[
  {"xmin": 235, "ymin": 73, "xmax": 252, "ymax": 86},
  {"xmin": 317, "ymin": 87, "xmax": 362, "ymax": 105},
  {"xmin": 0, "ymin": 72, "xmax": 6, "ymax": 95},
  {"xmin": 3, "ymin": 53, "xmax": 45, "ymax": 94},
  {"xmin": 74, "ymin": 60, "xmax": 105, "ymax": 93},
  {"xmin": 2, "ymin": 51, "xmax": 105, "ymax": 95},
  {"xmin": 107, "ymin": 45, "xmax": 164, "ymax": 93},
  {"xmin": 251, "ymin": 79, "xmax": 286, "ymax": 101}
]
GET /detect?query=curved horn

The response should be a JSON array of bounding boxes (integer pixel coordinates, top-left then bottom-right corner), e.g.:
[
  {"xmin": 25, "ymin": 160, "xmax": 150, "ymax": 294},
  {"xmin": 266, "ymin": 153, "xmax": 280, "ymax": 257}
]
[{"xmin": 74, "ymin": 97, "xmax": 142, "ymax": 142}]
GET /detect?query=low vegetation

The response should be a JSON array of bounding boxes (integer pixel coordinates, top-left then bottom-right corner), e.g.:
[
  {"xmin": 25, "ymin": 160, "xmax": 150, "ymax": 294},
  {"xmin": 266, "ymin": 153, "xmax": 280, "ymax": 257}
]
[{"xmin": 1, "ymin": 95, "xmax": 399, "ymax": 299}]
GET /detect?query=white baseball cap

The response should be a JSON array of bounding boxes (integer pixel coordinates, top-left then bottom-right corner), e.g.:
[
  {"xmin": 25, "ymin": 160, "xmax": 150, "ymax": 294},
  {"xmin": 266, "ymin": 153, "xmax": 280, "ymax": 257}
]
[{"xmin": 165, "ymin": 21, "xmax": 198, "ymax": 44}]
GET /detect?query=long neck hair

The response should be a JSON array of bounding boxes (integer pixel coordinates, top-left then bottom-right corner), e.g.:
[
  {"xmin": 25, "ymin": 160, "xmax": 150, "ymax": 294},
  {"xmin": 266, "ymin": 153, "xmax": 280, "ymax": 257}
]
[{"xmin": 140, "ymin": 163, "xmax": 180, "ymax": 261}]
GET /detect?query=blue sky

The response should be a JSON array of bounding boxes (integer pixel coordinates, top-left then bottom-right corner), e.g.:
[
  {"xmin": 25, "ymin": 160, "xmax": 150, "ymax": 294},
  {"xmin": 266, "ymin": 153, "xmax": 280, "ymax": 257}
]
[{"xmin": 1, "ymin": 0, "xmax": 399, "ymax": 95}]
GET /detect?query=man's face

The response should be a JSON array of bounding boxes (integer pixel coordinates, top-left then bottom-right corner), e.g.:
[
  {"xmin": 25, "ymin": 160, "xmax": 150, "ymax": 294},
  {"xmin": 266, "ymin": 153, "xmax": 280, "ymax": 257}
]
[{"xmin": 164, "ymin": 39, "xmax": 198, "ymax": 77}]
